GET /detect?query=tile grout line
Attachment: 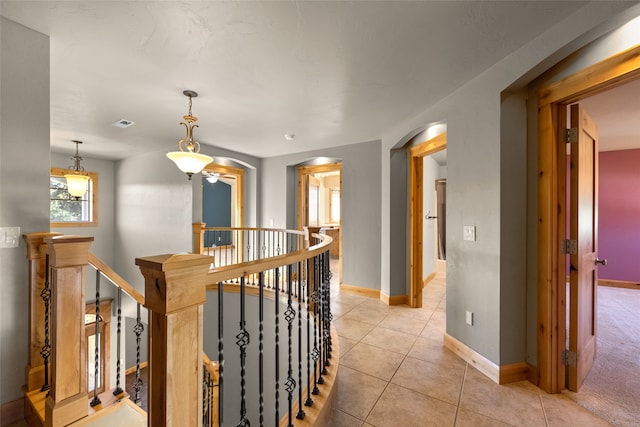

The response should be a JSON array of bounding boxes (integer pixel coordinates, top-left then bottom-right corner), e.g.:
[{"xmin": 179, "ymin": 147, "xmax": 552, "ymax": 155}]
[{"xmin": 452, "ymin": 363, "xmax": 468, "ymax": 426}]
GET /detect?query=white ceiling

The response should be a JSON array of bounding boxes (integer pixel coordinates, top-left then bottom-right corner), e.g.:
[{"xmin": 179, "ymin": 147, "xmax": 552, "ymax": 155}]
[{"xmin": 3, "ymin": 1, "xmax": 631, "ymax": 161}]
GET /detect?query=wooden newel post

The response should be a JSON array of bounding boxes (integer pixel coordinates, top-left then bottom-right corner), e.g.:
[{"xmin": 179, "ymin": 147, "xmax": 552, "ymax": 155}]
[
  {"xmin": 135, "ymin": 253, "xmax": 212, "ymax": 427},
  {"xmin": 193, "ymin": 222, "xmax": 206, "ymax": 254},
  {"xmin": 23, "ymin": 232, "xmax": 62, "ymax": 392},
  {"xmin": 44, "ymin": 235, "xmax": 94, "ymax": 427}
]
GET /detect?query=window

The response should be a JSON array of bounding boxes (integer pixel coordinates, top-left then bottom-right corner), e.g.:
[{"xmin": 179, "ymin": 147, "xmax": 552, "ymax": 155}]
[
  {"xmin": 50, "ymin": 168, "xmax": 98, "ymax": 227},
  {"xmin": 330, "ymin": 188, "xmax": 340, "ymax": 223}
]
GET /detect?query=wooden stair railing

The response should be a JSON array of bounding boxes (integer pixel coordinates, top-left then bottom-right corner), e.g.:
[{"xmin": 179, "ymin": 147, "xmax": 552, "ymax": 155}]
[{"xmin": 23, "ymin": 233, "xmax": 147, "ymax": 427}]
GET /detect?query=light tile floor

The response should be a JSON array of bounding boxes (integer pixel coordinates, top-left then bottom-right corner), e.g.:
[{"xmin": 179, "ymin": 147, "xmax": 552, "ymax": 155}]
[{"xmin": 328, "ymin": 277, "xmax": 612, "ymax": 427}]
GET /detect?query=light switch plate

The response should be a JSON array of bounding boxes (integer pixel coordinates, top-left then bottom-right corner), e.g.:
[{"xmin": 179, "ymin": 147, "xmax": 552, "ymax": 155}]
[
  {"xmin": 463, "ymin": 225, "xmax": 476, "ymax": 241},
  {"xmin": 466, "ymin": 310, "xmax": 474, "ymax": 326},
  {"xmin": 0, "ymin": 226, "xmax": 20, "ymax": 248}
]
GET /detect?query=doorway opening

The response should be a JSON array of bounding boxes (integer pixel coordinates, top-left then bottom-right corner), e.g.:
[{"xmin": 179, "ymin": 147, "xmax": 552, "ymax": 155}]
[
  {"xmin": 201, "ymin": 163, "xmax": 245, "ymax": 261},
  {"xmin": 409, "ymin": 132, "xmax": 447, "ymax": 308},
  {"xmin": 297, "ymin": 162, "xmax": 342, "ymax": 284},
  {"xmin": 537, "ymin": 44, "xmax": 640, "ymax": 409}
]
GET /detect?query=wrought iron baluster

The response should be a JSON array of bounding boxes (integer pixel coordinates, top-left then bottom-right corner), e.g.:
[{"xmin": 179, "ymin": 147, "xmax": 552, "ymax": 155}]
[
  {"xmin": 259, "ymin": 272, "xmax": 265, "ymax": 426},
  {"xmin": 311, "ymin": 256, "xmax": 320, "ymax": 395},
  {"xmin": 296, "ymin": 261, "xmax": 306, "ymax": 420},
  {"xmin": 236, "ymin": 276, "xmax": 250, "ymax": 426},
  {"xmin": 113, "ymin": 287, "xmax": 124, "ymax": 395},
  {"xmin": 90, "ymin": 270, "xmax": 102, "ymax": 407},
  {"xmin": 40, "ymin": 254, "xmax": 51, "ymax": 393},
  {"xmin": 218, "ymin": 281, "xmax": 224, "ymax": 427},
  {"xmin": 304, "ymin": 258, "xmax": 313, "ymax": 407},
  {"xmin": 133, "ymin": 303, "xmax": 144, "ymax": 405},
  {"xmin": 317, "ymin": 260, "xmax": 325, "ymax": 385},
  {"xmin": 284, "ymin": 265, "xmax": 296, "ymax": 427},
  {"xmin": 275, "ymin": 267, "xmax": 280, "ymax": 424},
  {"xmin": 325, "ymin": 251, "xmax": 333, "ymax": 361}
]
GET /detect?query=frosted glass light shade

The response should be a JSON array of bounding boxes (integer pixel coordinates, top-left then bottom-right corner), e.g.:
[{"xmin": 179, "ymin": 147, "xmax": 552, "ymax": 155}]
[
  {"xmin": 167, "ymin": 151, "xmax": 213, "ymax": 178},
  {"xmin": 65, "ymin": 173, "xmax": 90, "ymax": 198}
]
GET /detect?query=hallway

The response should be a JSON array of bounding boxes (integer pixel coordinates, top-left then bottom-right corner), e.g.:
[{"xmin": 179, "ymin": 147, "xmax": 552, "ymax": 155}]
[{"xmin": 328, "ymin": 277, "xmax": 611, "ymax": 427}]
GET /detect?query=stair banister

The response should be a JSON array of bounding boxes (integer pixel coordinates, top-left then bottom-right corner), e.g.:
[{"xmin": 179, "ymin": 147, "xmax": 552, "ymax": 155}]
[
  {"xmin": 135, "ymin": 253, "xmax": 212, "ymax": 427},
  {"xmin": 44, "ymin": 235, "xmax": 94, "ymax": 427},
  {"xmin": 23, "ymin": 232, "xmax": 62, "ymax": 392}
]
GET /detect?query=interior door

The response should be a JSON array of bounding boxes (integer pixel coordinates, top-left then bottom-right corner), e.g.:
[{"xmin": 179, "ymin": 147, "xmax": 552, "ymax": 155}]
[{"xmin": 568, "ymin": 104, "xmax": 600, "ymax": 391}]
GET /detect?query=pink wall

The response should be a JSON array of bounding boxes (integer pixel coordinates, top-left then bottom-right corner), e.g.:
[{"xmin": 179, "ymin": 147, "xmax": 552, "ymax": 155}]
[{"xmin": 598, "ymin": 149, "xmax": 640, "ymax": 282}]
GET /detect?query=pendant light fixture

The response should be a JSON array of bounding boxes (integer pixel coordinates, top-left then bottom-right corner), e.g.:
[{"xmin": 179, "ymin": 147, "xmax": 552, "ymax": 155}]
[
  {"xmin": 65, "ymin": 140, "xmax": 90, "ymax": 198},
  {"xmin": 166, "ymin": 90, "xmax": 213, "ymax": 180}
]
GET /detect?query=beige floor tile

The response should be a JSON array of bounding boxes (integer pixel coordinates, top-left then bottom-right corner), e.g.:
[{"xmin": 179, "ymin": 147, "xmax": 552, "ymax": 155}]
[
  {"xmin": 541, "ymin": 393, "xmax": 612, "ymax": 427},
  {"xmin": 327, "ymin": 408, "xmax": 364, "ymax": 427},
  {"xmin": 459, "ymin": 367, "xmax": 546, "ymax": 427},
  {"xmin": 339, "ymin": 335, "xmax": 358, "ymax": 357},
  {"xmin": 341, "ymin": 304, "xmax": 389, "ymax": 326},
  {"xmin": 408, "ymin": 336, "xmax": 466, "ymax": 368},
  {"xmin": 366, "ymin": 383, "xmax": 457, "ymax": 427},
  {"xmin": 334, "ymin": 291, "xmax": 369, "ymax": 305},
  {"xmin": 378, "ymin": 312, "xmax": 427, "ymax": 336},
  {"xmin": 454, "ymin": 408, "xmax": 512, "ymax": 426},
  {"xmin": 333, "ymin": 318, "xmax": 376, "ymax": 341},
  {"xmin": 331, "ymin": 301, "xmax": 358, "ymax": 318},
  {"xmin": 391, "ymin": 356, "xmax": 465, "ymax": 405},
  {"xmin": 361, "ymin": 326, "xmax": 417, "ymax": 355},
  {"xmin": 334, "ymin": 365, "xmax": 387, "ymax": 420},
  {"xmin": 340, "ymin": 342, "xmax": 405, "ymax": 381}
]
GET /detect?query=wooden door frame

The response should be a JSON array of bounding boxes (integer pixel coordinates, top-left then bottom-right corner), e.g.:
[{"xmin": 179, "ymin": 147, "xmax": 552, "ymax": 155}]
[
  {"xmin": 536, "ymin": 45, "xmax": 640, "ymax": 393},
  {"xmin": 409, "ymin": 133, "xmax": 447, "ymax": 308},
  {"xmin": 203, "ymin": 164, "xmax": 245, "ymax": 229},
  {"xmin": 297, "ymin": 163, "xmax": 343, "ymax": 231}
]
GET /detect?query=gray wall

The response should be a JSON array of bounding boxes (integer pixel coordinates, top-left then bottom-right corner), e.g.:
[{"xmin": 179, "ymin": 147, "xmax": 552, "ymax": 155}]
[
  {"xmin": 261, "ymin": 140, "xmax": 382, "ymax": 290},
  {"xmin": 380, "ymin": 2, "xmax": 638, "ymax": 365},
  {"xmin": 0, "ymin": 17, "xmax": 50, "ymax": 404}
]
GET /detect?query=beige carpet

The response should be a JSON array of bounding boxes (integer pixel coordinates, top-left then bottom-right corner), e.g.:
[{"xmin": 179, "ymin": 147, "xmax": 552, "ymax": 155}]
[{"xmin": 564, "ymin": 286, "xmax": 640, "ymax": 427}]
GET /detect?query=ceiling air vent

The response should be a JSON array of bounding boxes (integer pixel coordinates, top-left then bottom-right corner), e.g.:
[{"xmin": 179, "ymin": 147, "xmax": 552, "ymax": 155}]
[{"xmin": 112, "ymin": 119, "xmax": 135, "ymax": 128}]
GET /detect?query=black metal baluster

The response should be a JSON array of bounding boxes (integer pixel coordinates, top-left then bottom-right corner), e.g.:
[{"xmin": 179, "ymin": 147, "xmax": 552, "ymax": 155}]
[
  {"xmin": 90, "ymin": 270, "xmax": 102, "ymax": 407},
  {"xmin": 236, "ymin": 276, "xmax": 250, "ymax": 427},
  {"xmin": 311, "ymin": 256, "xmax": 320, "ymax": 395},
  {"xmin": 133, "ymin": 303, "xmax": 144, "ymax": 405},
  {"xmin": 40, "ymin": 254, "xmax": 51, "ymax": 393},
  {"xmin": 325, "ymin": 251, "xmax": 333, "ymax": 361},
  {"xmin": 317, "ymin": 259, "xmax": 325, "ymax": 386},
  {"xmin": 218, "ymin": 281, "xmax": 224, "ymax": 427},
  {"xmin": 113, "ymin": 287, "xmax": 124, "ymax": 395},
  {"xmin": 304, "ymin": 258, "xmax": 313, "ymax": 407},
  {"xmin": 296, "ymin": 261, "xmax": 306, "ymax": 420},
  {"xmin": 285, "ymin": 265, "xmax": 296, "ymax": 427},
  {"xmin": 274, "ymin": 267, "xmax": 280, "ymax": 425},
  {"xmin": 259, "ymin": 272, "xmax": 264, "ymax": 426}
]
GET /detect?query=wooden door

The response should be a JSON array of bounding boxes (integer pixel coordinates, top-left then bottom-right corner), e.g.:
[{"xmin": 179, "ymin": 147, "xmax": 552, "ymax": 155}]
[{"xmin": 568, "ymin": 104, "xmax": 600, "ymax": 391}]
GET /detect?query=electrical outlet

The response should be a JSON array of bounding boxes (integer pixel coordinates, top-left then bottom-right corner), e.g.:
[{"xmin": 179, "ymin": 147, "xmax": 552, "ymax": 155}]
[
  {"xmin": 466, "ymin": 310, "xmax": 474, "ymax": 326},
  {"xmin": 463, "ymin": 225, "xmax": 476, "ymax": 241},
  {"xmin": 0, "ymin": 226, "xmax": 20, "ymax": 248}
]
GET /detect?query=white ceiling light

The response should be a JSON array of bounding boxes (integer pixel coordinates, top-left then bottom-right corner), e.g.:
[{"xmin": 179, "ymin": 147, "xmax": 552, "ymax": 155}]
[
  {"xmin": 284, "ymin": 133, "xmax": 296, "ymax": 141},
  {"xmin": 205, "ymin": 172, "xmax": 220, "ymax": 183},
  {"xmin": 166, "ymin": 90, "xmax": 213, "ymax": 180}
]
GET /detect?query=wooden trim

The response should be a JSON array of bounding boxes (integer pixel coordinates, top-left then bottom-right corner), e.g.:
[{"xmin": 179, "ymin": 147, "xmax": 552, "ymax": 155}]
[
  {"xmin": 423, "ymin": 272, "xmax": 436, "ymax": 287},
  {"xmin": 499, "ymin": 362, "xmax": 529, "ymax": 384},
  {"xmin": 598, "ymin": 278, "xmax": 640, "ymax": 290},
  {"xmin": 1, "ymin": 397, "xmax": 24, "ymax": 425},
  {"xmin": 444, "ymin": 333, "xmax": 500, "ymax": 383},
  {"xmin": 125, "ymin": 361, "xmax": 149, "ymax": 376},
  {"xmin": 527, "ymin": 363, "xmax": 540, "ymax": 386},
  {"xmin": 380, "ymin": 292, "xmax": 407, "ymax": 306},
  {"xmin": 537, "ymin": 43, "xmax": 640, "ymax": 395},
  {"xmin": 340, "ymin": 284, "xmax": 380, "ymax": 299},
  {"xmin": 409, "ymin": 133, "xmax": 447, "ymax": 309},
  {"xmin": 50, "ymin": 167, "xmax": 99, "ymax": 227}
]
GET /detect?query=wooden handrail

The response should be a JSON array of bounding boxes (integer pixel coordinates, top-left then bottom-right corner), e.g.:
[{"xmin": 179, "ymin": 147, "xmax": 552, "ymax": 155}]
[
  {"xmin": 205, "ymin": 233, "xmax": 332, "ymax": 285},
  {"xmin": 88, "ymin": 252, "xmax": 145, "ymax": 305}
]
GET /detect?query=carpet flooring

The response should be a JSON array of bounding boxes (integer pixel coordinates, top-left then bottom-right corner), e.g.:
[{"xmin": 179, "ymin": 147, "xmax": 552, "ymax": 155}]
[{"xmin": 564, "ymin": 286, "xmax": 640, "ymax": 427}]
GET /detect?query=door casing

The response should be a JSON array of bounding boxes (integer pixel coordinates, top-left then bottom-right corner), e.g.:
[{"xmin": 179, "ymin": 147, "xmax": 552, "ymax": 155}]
[
  {"xmin": 409, "ymin": 133, "xmax": 447, "ymax": 308},
  {"xmin": 536, "ymin": 44, "xmax": 640, "ymax": 393}
]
